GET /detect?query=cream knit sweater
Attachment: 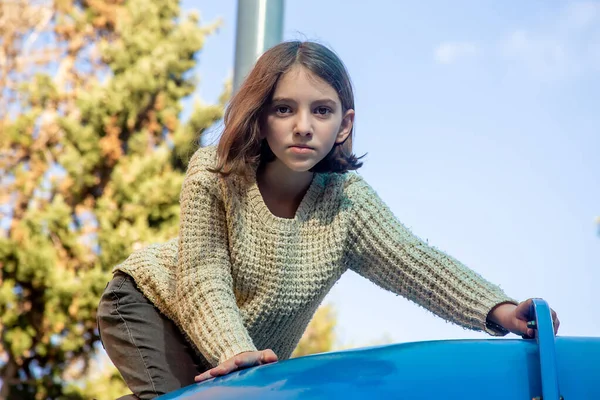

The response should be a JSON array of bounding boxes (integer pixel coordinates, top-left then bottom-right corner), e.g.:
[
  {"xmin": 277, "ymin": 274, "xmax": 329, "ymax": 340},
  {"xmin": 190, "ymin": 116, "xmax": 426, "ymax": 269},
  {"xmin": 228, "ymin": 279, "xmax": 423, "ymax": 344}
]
[{"xmin": 114, "ymin": 146, "xmax": 515, "ymax": 367}]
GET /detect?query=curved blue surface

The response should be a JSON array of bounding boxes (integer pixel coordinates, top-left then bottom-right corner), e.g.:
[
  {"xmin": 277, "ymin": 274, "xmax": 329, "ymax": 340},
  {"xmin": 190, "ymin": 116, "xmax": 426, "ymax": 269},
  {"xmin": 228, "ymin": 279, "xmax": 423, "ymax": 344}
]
[
  {"xmin": 158, "ymin": 336, "xmax": 600, "ymax": 399},
  {"xmin": 158, "ymin": 300, "xmax": 599, "ymax": 399}
]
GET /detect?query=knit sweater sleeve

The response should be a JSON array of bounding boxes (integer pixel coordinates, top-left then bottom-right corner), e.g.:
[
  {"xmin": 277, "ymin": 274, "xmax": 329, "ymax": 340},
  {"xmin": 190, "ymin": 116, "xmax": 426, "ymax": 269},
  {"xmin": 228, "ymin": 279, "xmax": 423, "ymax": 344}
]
[
  {"xmin": 343, "ymin": 175, "xmax": 517, "ymax": 336},
  {"xmin": 175, "ymin": 149, "xmax": 257, "ymax": 366}
]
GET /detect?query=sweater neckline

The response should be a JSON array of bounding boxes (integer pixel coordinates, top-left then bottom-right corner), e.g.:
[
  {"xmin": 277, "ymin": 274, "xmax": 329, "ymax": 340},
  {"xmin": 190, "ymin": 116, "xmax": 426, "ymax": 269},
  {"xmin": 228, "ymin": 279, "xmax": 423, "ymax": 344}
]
[{"xmin": 247, "ymin": 173, "xmax": 324, "ymax": 230}]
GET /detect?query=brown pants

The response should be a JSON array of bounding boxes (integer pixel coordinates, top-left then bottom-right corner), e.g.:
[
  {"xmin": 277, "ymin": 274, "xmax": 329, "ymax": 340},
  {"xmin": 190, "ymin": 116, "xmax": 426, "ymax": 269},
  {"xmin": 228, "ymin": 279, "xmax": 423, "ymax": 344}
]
[{"xmin": 97, "ymin": 271, "xmax": 211, "ymax": 399}]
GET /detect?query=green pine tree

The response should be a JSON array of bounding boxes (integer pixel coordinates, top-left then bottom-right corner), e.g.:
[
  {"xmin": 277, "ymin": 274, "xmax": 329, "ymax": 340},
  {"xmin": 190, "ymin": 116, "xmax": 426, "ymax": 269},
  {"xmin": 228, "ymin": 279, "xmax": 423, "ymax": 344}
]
[{"xmin": 0, "ymin": 0, "xmax": 227, "ymax": 397}]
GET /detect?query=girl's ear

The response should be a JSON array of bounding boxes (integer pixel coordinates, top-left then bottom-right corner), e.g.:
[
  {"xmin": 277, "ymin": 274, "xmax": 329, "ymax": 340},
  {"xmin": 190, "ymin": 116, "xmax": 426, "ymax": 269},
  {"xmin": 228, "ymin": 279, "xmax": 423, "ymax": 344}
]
[{"xmin": 335, "ymin": 109, "xmax": 355, "ymax": 144}]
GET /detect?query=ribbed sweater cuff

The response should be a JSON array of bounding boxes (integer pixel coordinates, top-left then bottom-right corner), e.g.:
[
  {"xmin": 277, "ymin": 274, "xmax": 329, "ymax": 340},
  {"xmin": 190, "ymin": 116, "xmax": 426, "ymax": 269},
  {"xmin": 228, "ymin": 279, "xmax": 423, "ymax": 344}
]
[
  {"xmin": 219, "ymin": 341, "xmax": 259, "ymax": 364},
  {"xmin": 479, "ymin": 297, "xmax": 519, "ymax": 336}
]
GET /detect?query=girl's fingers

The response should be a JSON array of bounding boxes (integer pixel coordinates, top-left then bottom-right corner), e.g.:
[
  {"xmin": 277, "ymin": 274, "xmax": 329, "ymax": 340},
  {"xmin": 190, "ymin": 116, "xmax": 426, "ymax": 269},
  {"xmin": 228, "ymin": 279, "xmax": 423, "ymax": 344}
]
[
  {"xmin": 194, "ymin": 370, "xmax": 213, "ymax": 383},
  {"xmin": 212, "ymin": 365, "xmax": 231, "ymax": 376},
  {"xmin": 260, "ymin": 349, "xmax": 278, "ymax": 364},
  {"xmin": 194, "ymin": 363, "xmax": 232, "ymax": 382},
  {"xmin": 517, "ymin": 300, "xmax": 560, "ymax": 337},
  {"xmin": 234, "ymin": 350, "xmax": 277, "ymax": 368},
  {"xmin": 512, "ymin": 317, "xmax": 530, "ymax": 337},
  {"xmin": 234, "ymin": 352, "xmax": 258, "ymax": 368},
  {"xmin": 551, "ymin": 310, "xmax": 560, "ymax": 334},
  {"xmin": 514, "ymin": 298, "xmax": 532, "ymax": 320},
  {"xmin": 195, "ymin": 354, "xmax": 257, "ymax": 383},
  {"xmin": 194, "ymin": 350, "xmax": 279, "ymax": 383}
]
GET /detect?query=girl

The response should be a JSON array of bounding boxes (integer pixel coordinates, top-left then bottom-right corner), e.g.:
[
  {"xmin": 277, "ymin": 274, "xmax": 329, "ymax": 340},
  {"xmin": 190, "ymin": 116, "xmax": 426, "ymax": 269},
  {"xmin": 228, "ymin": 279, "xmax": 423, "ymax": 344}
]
[{"xmin": 97, "ymin": 41, "xmax": 559, "ymax": 399}]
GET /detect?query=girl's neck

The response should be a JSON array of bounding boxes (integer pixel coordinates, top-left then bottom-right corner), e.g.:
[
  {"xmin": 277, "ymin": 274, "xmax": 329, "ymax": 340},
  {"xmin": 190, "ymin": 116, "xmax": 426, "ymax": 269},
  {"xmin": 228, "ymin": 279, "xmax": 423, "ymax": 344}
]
[{"xmin": 256, "ymin": 161, "xmax": 314, "ymax": 218}]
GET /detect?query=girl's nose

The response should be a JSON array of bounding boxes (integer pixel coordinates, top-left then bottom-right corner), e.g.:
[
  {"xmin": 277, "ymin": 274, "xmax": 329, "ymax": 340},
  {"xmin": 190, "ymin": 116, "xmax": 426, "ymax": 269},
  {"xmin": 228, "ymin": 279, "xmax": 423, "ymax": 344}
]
[{"xmin": 293, "ymin": 110, "xmax": 313, "ymax": 136}]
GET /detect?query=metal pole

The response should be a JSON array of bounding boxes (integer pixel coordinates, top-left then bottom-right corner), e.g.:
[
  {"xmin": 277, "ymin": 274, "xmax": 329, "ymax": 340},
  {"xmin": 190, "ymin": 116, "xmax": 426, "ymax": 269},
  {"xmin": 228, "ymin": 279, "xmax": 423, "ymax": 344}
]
[{"xmin": 233, "ymin": 0, "xmax": 285, "ymax": 92}]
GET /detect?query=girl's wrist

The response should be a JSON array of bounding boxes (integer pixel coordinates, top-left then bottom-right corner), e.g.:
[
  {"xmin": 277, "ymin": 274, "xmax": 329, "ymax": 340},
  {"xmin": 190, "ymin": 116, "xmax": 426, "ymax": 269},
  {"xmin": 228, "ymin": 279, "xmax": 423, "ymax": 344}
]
[{"xmin": 487, "ymin": 302, "xmax": 518, "ymax": 330}]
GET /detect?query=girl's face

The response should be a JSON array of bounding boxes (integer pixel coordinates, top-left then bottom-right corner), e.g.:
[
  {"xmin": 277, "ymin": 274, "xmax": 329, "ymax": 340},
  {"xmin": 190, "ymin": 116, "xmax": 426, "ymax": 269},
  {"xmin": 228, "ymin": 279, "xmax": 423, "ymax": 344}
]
[{"xmin": 262, "ymin": 65, "xmax": 354, "ymax": 173}]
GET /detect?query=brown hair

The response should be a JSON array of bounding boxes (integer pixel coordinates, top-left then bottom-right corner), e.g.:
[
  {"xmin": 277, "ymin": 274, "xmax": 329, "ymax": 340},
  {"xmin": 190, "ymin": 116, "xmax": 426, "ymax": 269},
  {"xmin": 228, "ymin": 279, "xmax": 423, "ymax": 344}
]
[{"xmin": 210, "ymin": 41, "xmax": 363, "ymax": 179}]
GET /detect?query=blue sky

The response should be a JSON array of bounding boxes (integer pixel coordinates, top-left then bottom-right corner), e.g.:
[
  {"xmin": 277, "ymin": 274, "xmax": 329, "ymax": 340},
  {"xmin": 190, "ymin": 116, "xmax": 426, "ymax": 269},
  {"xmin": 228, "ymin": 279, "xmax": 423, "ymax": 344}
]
[{"xmin": 181, "ymin": 0, "xmax": 600, "ymax": 346}]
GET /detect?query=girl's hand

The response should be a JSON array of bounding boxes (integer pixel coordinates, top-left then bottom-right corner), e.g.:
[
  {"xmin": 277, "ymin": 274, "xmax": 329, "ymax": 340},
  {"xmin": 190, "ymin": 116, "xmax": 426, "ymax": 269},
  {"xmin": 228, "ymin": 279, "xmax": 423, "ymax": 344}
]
[
  {"xmin": 489, "ymin": 299, "xmax": 560, "ymax": 337},
  {"xmin": 194, "ymin": 349, "xmax": 278, "ymax": 383}
]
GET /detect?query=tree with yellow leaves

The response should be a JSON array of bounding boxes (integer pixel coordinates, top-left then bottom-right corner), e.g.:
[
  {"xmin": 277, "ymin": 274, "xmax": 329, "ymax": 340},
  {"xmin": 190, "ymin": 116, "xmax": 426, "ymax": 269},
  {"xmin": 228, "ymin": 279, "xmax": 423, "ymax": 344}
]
[{"xmin": 292, "ymin": 304, "xmax": 337, "ymax": 358}]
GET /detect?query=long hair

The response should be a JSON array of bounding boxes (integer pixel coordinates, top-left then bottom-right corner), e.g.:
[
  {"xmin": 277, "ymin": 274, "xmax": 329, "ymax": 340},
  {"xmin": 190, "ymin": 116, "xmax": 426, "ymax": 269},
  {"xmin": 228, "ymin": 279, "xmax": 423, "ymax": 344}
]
[{"xmin": 210, "ymin": 41, "xmax": 363, "ymax": 179}]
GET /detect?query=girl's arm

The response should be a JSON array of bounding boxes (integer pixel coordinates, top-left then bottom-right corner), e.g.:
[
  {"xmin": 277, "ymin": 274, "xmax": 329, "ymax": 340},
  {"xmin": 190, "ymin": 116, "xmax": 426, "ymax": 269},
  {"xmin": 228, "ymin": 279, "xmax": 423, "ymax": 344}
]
[
  {"xmin": 175, "ymin": 150, "xmax": 257, "ymax": 367},
  {"xmin": 344, "ymin": 176, "xmax": 517, "ymax": 336}
]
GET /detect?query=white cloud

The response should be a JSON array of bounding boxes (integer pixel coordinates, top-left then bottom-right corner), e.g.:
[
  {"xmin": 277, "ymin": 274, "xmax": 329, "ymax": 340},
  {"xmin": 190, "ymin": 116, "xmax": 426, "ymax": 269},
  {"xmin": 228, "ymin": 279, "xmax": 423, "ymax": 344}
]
[
  {"xmin": 433, "ymin": 42, "xmax": 478, "ymax": 65},
  {"xmin": 431, "ymin": 2, "xmax": 600, "ymax": 79}
]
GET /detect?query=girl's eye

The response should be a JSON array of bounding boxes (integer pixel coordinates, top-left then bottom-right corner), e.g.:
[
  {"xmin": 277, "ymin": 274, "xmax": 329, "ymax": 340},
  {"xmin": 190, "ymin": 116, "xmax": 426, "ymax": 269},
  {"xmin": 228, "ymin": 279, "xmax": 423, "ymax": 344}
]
[
  {"xmin": 315, "ymin": 106, "xmax": 331, "ymax": 115},
  {"xmin": 275, "ymin": 106, "xmax": 291, "ymax": 114}
]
